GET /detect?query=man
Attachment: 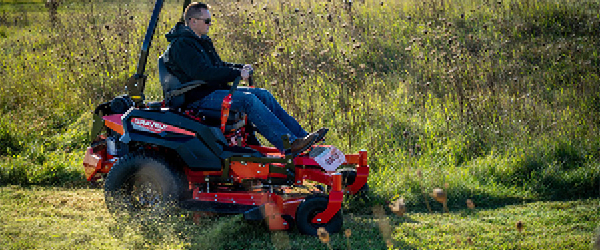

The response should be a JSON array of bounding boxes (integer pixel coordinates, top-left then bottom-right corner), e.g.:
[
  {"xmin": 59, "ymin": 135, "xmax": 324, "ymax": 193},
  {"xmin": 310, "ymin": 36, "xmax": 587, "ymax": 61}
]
[{"xmin": 162, "ymin": 2, "xmax": 325, "ymax": 154}]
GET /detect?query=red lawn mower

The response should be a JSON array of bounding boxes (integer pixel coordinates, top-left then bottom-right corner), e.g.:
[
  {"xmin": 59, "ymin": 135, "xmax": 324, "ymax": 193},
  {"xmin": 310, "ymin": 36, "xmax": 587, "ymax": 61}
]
[{"xmin": 82, "ymin": 0, "xmax": 369, "ymax": 236}]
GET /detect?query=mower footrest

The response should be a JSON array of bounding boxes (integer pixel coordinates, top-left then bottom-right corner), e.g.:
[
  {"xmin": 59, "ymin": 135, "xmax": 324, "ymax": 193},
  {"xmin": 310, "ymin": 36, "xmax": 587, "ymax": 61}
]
[{"xmin": 180, "ymin": 200, "xmax": 258, "ymax": 214}]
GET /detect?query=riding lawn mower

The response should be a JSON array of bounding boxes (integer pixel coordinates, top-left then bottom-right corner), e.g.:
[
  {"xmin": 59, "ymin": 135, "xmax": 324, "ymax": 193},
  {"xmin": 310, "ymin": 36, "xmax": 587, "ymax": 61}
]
[{"xmin": 82, "ymin": 0, "xmax": 370, "ymax": 236}]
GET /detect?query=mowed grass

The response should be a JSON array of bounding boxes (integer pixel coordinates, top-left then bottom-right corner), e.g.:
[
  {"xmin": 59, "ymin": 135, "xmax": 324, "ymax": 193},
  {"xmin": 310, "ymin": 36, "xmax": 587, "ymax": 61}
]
[{"xmin": 1, "ymin": 185, "xmax": 598, "ymax": 250}]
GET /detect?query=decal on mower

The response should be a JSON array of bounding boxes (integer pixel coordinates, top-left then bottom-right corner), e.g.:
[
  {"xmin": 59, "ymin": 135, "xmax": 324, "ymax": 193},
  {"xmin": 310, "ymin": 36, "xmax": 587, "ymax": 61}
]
[
  {"xmin": 132, "ymin": 118, "xmax": 168, "ymax": 133},
  {"xmin": 131, "ymin": 117, "xmax": 195, "ymax": 136},
  {"xmin": 310, "ymin": 146, "xmax": 346, "ymax": 172}
]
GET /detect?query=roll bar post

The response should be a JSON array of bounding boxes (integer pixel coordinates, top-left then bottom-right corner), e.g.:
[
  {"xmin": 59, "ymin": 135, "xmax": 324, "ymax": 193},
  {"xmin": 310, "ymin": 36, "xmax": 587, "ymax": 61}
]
[{"xmin": 127, "ymin": 0, "xmax": 193, "ymax": 106}]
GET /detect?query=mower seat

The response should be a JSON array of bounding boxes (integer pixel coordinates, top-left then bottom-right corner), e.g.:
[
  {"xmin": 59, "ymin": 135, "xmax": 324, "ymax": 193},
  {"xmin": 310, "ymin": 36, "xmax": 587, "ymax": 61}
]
[
  {"xmin": 158, "ymin": 55, "xmax": 246, "ymax": 131},
  {"xmin": 191, "ymin": 108, "xmax": 246, "ymax": 131},
  {"xmin": 158, "ymin": 55, "xmax": 205, "ymax": 110}
]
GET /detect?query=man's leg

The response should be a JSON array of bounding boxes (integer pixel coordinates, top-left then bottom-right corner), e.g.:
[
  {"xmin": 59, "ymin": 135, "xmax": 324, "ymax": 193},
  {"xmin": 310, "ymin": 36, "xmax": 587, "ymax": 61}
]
[
  {"xmin": 188, "ymin": 90, "xmax": 297, "ymax": 151},
  {"xmin": 238, "ymin": 87, "xmax": 308, "ymax": 138}
]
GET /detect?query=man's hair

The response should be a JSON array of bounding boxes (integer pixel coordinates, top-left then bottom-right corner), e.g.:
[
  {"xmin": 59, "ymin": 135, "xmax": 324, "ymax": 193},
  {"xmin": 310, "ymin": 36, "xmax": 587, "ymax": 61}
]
[{"xmin": 184, "ymin": 2, "xmax": 209, "ymax": 26}]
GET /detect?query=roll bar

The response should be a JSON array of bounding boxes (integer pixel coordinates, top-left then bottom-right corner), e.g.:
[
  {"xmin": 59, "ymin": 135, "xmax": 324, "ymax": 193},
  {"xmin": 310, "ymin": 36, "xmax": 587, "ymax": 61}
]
[{"xmin": 126, "ymin": 0, "xmax": 193, "ymax": 106}]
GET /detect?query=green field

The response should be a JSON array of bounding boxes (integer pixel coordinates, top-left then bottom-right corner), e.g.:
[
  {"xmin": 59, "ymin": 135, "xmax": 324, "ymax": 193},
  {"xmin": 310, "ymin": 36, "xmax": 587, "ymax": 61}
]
[
  {"xmin": 0, "ymin": 0, "xmax": 599, "ymax": 248},
  {"xmin": 1, "ymin": 186, "xmax": 598, "ymax": 250}
]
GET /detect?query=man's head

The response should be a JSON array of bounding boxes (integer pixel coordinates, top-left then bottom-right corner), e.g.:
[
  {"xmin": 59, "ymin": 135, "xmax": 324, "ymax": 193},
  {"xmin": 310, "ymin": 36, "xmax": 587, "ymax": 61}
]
[{"xmin": 184, "ymin": 2, "xmax": 211, "ymax": 36}]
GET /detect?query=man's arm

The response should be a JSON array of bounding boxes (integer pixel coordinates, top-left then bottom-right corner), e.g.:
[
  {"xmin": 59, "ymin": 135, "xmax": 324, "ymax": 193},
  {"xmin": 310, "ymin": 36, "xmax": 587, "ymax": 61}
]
[
  {"xmin": 224, "ymin": 62, "xmax": 245, "ymax": 69},
  {"xmin": 171, "ymin": 39, "xmax": 241, "ymax": 84}
]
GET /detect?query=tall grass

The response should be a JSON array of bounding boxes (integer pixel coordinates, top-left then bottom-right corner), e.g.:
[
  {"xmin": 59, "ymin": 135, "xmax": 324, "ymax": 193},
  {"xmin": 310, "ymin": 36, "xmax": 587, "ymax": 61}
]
[{"xmin": 0, "ymin": 0, "xmax": 598, "ymax": 208}]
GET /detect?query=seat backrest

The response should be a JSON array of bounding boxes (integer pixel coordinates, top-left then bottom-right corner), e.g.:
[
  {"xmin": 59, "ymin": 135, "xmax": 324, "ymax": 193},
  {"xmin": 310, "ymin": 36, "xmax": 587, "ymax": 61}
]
[{"xmin": 158, "ymin": 55, "xmax": 186, "ymax": 109}]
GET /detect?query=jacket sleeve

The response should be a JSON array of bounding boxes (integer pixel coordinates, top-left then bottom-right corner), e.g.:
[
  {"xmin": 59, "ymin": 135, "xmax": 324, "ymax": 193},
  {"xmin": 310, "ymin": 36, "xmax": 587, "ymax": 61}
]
[
  {"xmin": 224, "ymin": 62, "xmax": 245, "ymax": 69},
  {"xmin": 170, "ymin": 38, "xmax": 241, "ymax": 85}
]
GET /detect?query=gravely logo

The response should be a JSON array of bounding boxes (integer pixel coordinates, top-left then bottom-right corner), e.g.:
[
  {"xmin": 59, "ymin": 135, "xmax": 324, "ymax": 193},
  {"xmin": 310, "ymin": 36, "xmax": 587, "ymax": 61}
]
[{"xmin": 131, "ymin": 118, "xmax": 168, "ymax": 134}]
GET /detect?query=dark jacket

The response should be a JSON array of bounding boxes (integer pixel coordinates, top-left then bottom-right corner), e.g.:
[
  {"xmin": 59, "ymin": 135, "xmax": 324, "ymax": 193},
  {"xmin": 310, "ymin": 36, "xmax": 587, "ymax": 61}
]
[{"xmin": 163, "ymin": 22, "xmax": 243, "ymax": 106}]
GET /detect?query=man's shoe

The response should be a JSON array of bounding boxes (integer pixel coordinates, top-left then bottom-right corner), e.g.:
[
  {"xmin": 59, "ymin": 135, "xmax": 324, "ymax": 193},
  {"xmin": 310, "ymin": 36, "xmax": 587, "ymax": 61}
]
[
  {"xmin": 289, "ymin": 128, "xmax": 329, "ymax": 154},
  {"xmin": 313, "ymin": 128, "xmax": 328, "ymax": 143},
  {"xmin": 290, "ymin": 135, "xmax": 317, "ymax": 154}
]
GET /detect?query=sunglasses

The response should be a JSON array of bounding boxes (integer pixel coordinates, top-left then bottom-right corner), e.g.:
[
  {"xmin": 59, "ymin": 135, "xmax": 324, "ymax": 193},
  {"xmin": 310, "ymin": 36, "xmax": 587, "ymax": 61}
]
[{"xmin": 191, "ymin": 17, "xmax": 211, "ymax": 24}]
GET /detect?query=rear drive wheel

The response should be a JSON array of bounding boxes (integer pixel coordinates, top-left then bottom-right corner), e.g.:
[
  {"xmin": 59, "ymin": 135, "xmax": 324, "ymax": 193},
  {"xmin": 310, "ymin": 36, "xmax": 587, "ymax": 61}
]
[
  {"xmin": 295, "ymin": 195, "xmax": 343, "ymax": 236},
  {"xmin": 104, "ymin": 152, "xmax": 185, "ymax": 223}
]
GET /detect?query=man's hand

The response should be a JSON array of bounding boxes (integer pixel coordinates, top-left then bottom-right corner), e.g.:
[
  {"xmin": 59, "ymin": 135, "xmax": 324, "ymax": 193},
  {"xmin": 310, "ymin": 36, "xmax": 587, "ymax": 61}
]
[
  {"xmin": 240, "ymin": 68, "xmax": 251, "ymax": 81},
  {"xmin": 243, "ymin": 64, "xmax": 254, "ymax": 72}
]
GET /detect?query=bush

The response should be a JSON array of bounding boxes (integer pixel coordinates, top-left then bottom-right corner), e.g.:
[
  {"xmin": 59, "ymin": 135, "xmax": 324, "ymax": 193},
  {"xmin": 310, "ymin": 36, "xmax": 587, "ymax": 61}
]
[{"xmin": 0, "ymin": 118, "xmax": 23, "ymax": 156}]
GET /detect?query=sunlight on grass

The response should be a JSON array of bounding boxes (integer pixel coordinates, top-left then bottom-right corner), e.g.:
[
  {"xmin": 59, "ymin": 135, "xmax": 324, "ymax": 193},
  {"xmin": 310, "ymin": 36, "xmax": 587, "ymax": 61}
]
[{"xmin": 0, "ymin": 186, "xmax": 598, "ymax": 249}]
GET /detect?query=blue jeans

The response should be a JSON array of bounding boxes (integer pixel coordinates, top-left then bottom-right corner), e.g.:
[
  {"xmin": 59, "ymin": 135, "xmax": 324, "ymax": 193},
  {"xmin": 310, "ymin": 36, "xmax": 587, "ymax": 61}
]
[{"xmin": 188, "ymin": 87, "xmax": 308, "ymax": 151}]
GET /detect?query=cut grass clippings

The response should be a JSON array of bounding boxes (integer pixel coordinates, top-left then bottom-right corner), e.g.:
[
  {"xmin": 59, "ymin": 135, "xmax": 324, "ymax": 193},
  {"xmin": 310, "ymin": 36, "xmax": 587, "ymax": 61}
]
[{"xmin": 0, "ymin": 185, "xmax": 598, "ymax": 250}]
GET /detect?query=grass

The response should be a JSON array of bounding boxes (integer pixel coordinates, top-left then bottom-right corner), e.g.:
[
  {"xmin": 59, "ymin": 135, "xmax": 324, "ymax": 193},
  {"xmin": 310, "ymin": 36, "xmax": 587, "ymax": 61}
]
[
  {"xmin": 0, "ymin": 185, "xmax": 598, "ymax": 250},
  {"xmin": 0, "ymin": 0, "xmax": 597, "ymax": 200},
  {"xmin": 0, "ymin": 0, "xmax": 599, "ymax": 247}
]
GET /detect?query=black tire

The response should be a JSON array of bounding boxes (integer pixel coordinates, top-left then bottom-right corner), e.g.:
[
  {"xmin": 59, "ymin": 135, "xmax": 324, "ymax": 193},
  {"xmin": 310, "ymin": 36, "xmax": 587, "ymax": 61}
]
[
  {"xmin": 338, "ymin": 169, "xmax": 373, "ymax": 215},
  {"xmin": 281, "ymin": 214, "xmax": 295, "ymax": 232},
  {"xmin": 339, "ymin": 169, "xmax": 370, "ymax": 194},
  {"xmin": 295, "ymin": 195, "xmax": 343, "ymax": 236},
  {"xmin": 104, "ymin": 152, "xmax": 186, "ymax": 222}
]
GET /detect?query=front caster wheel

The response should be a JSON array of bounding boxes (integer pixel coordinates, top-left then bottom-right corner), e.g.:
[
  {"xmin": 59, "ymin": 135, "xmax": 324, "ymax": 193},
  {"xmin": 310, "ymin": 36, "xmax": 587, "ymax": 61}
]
[{"xmin": 295, "ymin": 195, "xmax": 343, "ymax": 236}]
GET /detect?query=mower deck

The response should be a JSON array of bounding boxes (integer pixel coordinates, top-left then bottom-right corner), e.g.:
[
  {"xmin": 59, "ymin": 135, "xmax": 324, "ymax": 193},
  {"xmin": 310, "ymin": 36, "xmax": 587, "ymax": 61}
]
[{"xmin": 84, "ymin": 139, "xmax": 369, "ymax": 232}]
